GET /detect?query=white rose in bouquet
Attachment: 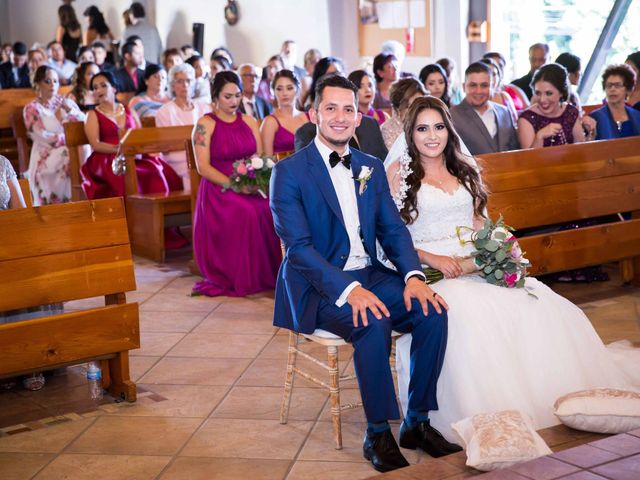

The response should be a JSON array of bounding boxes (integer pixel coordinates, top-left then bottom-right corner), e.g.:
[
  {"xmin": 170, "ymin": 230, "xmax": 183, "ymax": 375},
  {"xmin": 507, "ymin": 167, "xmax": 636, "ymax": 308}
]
[
  {"xmin": 250, "ymin": 156, "xmax": 264, "ymax": 169},
  {"xmin": 265, "ymin": 157, "xmax": 275, "ymax": 168}
]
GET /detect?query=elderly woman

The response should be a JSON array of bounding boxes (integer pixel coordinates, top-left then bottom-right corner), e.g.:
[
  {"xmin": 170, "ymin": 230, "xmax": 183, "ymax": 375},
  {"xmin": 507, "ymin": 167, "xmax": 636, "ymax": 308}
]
[
  {"xmin": 380, "ymin": 77, "xmax": 427, "ymax": 149},
  {"xmin": 156, "ymin": 63, "xmax": 211, "ymax": 188},
  {"xmin": 128, "ymin": 64, "xmax": 170, "ymax": 118},
  {"xmin": 23, "ymin": 65, "xmax": 85, "ymax": 205},
  {"xmin": 589, "ymin": 64, "xmax": 640, "ymax": 139}
]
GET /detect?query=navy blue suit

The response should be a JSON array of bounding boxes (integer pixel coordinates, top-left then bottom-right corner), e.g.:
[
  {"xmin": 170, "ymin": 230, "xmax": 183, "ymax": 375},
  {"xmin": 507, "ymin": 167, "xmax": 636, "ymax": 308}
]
[{"xmin": 270, "ymin": 142, "xmax": 448, "ymax": 421}]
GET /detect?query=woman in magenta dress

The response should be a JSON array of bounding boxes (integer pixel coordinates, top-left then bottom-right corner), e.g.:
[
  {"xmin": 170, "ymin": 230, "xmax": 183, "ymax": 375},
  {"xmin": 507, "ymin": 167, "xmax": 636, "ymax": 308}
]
[
  {"xmin": 260, "ymin": 70, "xmax": 309, "ymax": 157},
  {"xmin": 192, "ymin": 71, "xmax": 282, "ymax": 297},
  {"xmin": 81, "ymin": 70, "xmax": 183, "ymax": 199},
  {"xmin": 348, "ymin": 69, "xmax": 389, "ymax": 126}
]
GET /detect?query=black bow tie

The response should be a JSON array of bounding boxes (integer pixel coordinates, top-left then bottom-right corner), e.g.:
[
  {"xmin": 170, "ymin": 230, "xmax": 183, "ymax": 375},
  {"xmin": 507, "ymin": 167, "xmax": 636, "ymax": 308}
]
[{"xmin": 329, "ymin": 151, "xmax": 352, "ymax": 169}]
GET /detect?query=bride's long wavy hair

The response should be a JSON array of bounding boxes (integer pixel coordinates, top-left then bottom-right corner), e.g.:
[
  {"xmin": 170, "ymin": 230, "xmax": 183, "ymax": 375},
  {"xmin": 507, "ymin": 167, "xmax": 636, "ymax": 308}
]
[{"xmin": 400, "ymin": 96, "xmax": 488, "ymax": 224}]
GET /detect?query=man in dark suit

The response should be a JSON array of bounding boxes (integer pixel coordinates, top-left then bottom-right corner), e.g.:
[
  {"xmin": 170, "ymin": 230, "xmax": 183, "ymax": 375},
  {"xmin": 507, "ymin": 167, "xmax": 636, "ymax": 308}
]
[
  {"xmin": 450, "ymin": 62, "xmax": 519, "ymax": 155},
  {"xmin": 114, "ymin": 41, "xmax": 145, "ymax": 94},
  {"xmin": 237, "ymin": 63, "xmax": 272, "ymax": 120},
  {"xmin": 0, "ymin": 42, "xmax": 30, "ymax": 89},
  {"xmin": 511, "ymin": 43, "xmax": 549, "ymax": 100},
  {"xmin": 270, "ymin": 74, "xmax": 460, "ymax": 473}
]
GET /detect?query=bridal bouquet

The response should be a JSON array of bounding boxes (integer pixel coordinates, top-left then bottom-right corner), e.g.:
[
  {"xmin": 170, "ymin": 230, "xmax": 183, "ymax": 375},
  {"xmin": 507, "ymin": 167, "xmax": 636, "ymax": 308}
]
[
  {"xmin": 224, "ymin": 155, "xmax": 275, "ymax": 198},
  {"xmin": 424, "ymin": 217, "xmax": 536, "ymax": 297}
]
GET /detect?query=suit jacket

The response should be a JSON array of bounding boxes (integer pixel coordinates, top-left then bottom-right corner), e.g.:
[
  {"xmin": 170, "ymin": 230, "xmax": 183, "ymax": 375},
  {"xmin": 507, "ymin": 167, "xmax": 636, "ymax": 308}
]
[
  {"xmin": 590, "ymin": 104, "xmax": 640, "ymax": 140},
  {"xmin": 0, "ymin": 62, "xmax": 30, "ymax": 89},
  {"xmin": 450, "ymin": 99, "xmax": 519, "ymax": 155},
  {"xmin": 511, "ymin": 72, "xmax": 534, "ymax": 100},
  {"xmin": 238, "ymin": 95, "xmax": 273, "ymax": 121},
  {"xmin": 114, "ymin": 67, "xmax": 146, "ymax": 94},
  {"xmin": 294, "ymin": 115, "xmax": 388, "ymax": 161},
  {"xmin": 269, "ymin": 142, "xmax": 422, "ymax": 334}
]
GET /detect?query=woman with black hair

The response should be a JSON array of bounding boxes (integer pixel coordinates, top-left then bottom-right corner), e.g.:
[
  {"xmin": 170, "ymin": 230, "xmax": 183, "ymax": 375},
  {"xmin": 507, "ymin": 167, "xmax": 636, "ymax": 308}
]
[
  {"xmin": 300, "ymin": 56, "xmax": 344, "ymax": 110},
  {"xmin": 56, "ymin": 4, "xmax": 82, "ymax": 62},
  {"xmin": 83, "ymin": 5, "xmax": 114, "ymax": 47},
  {"xmin": 128, "ymin": 63, "xmax": 170, "ymax": 118},
  {"xmin": 373, "ymin": 53, "xmax": 398, "ymax": 109},
  {"xmin": 348, "ymin": 69, "xmax": 389, "ymax": 125},
  {"xmin": 418, "ymin": 63, "xmax": 450, "ymax": 107}
]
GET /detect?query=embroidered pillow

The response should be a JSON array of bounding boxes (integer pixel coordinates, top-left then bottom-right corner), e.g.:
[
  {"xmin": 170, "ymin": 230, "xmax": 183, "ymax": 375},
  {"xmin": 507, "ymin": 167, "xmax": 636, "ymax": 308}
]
[
  {"xmin": 554, "ymin": 388, "xmax": 640, "ymax": 434},
  {"xmin": 452, "ymin": 410, "xmax": 552, "ymax": 471}
]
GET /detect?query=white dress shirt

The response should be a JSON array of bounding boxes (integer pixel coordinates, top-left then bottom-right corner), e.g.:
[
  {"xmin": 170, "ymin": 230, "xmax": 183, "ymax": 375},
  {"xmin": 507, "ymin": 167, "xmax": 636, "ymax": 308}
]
[
  {"xmin": 242, "ymin": 96, "xmax": 256, "ymax": 118},
  {"xmin": 314, "ymin": 137, "xmax": 423, "ymax": 307},
  {"xmin": 475, "ymin": 103, "xmax": 497, "ymax": 138}
]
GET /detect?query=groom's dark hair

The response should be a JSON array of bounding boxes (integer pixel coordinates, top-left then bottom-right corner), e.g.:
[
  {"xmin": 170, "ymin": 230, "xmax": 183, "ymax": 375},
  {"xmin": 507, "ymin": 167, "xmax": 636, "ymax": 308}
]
[{"xmin": 313, "ymin": 73, "xmax": 358, "ymax": 110}]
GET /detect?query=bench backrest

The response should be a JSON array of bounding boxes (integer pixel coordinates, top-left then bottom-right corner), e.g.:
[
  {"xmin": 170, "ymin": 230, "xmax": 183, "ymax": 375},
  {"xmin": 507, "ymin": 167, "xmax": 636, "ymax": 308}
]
[
  {"xmin": 0, "ymin": 197, "xmax": 136, "ymax": 312},
  {"xmin": 0, "ymin": 87, "xmax": 72, "ymax": 130},
  {"xmin": 10, "ymin": 107, "xmax": 30, "ymax": 174},
  {"xmin": 582, "ymin": 104, "xmax": 602, "ymax": 115},
  {"xmin": 18, "ymin": 178, "xmax": 32, "ymax": 207},
  {"xmin": 63, "ymin": 121, "xmax": 89, "ymax": 201}
]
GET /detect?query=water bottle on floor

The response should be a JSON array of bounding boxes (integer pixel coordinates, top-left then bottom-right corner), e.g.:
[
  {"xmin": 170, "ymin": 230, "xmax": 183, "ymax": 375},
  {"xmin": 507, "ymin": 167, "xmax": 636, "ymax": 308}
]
[{"xmin": 87, "ymin": 361, "xmax": 103, "ymax": 400}]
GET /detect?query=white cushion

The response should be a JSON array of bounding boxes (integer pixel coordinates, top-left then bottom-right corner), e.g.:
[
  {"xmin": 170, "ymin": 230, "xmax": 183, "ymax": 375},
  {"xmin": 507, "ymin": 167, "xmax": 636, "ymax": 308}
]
[
  {"xmin": 452, "ymin": 410, "xmax": 552, "ymax": 471},
  {"xmin": 553, "ymin": 388, "xmax": 640, "ymax": 434}
]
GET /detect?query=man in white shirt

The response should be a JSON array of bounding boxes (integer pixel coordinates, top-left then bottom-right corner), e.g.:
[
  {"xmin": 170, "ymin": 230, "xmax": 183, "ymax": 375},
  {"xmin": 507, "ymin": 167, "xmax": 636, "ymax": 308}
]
[
  {"xmin": 47, "ymin": 41, "xmax": 76, "ymax": 86},
  {"xmin": 450, "ymin": 62, "xmax": 519, "ymax": 155},
  {"xmin": 270, "ymin": 74, "xmax": 460, "ymax": 473},
  {"xmin": 237, "ymin": 63, "xmax": 272, "ymax": 120}
]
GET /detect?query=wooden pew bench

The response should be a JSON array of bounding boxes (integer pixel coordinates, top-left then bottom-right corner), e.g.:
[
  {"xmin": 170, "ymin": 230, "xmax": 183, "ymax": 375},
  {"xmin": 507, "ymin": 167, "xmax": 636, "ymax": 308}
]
[
  {"xmin": 479, "ymin": 136, "xmax": 640, "ymax": 284},
  {"xmin": 0, "ymin": 197, "xmax": 140, "ymax": 401}
]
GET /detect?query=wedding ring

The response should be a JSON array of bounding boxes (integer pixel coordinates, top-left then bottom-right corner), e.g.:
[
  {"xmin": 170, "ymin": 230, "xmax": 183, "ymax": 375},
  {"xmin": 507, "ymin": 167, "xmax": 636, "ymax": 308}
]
[{"xmin": 432, "ymin": 292, "xmax": 438, "ymax": 298}]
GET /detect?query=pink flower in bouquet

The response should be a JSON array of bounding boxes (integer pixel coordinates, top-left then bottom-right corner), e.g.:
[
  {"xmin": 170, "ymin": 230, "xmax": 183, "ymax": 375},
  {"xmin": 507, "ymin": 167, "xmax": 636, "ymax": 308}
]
[
  {"xmin": 510, "ymin": 241, "xmax": 522, "ymax": 260},
  {"xmin": 504, "ymin": 271, "xmax": 520, "ymax": 288},
  {"xmin": 236, "ymin": 162, "xmax": 248, "ymax": 175}
]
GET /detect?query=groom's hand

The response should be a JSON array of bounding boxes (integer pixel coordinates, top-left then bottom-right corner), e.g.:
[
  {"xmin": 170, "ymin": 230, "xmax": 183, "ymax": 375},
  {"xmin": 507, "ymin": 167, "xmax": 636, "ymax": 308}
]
[
  {"xmin": 346, "ymin": 286, "xmax": 390, "ymax": 327},
  {"xmin": 404, "ymin": 278, "xmax": 449, "ymax": 316}
]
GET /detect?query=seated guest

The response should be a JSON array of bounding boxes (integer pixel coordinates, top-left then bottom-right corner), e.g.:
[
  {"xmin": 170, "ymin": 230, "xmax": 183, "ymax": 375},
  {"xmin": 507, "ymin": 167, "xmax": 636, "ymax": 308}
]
[
  {"xmin": 92, "ymin": 41, "xmax": 115, "ymax": 72},
  {"xmin": 76, "ymin": 46, "xmax": 95, "ymax": 64},
  {"xmin": 209, "ymin": 54, "xmax": 231, "ymax": 82},
  {"xmin": 27, "ymin": 48, "xmax": 48, "ymax": 83},
  {"xmin": 625, "ymin": 52, "xmax": 640, "ymax": 108},
  {"xmin": 191, "ymin": 71, "xmax": 281, "ymax": 297},
  {"xmin": 512, "ymin": 42, "xmax": 550, "ymax": 100},
  {"xmin": 419, "ymin": 63, "xmax": 450, "ymax": 107},
  {"xmin": 115, "ymin": 41, "xmax": 145, "ymax": 94},
  {"xmin": 67, "ymin": 61, "xmax": 100, "ymax": 111},
  {"xmin": 211, "ymin": 46, "xmax": 235, "ymax": 70},
  {"xmin": 518, "ymin": 63, "xmax": 595, "ymax": 148},
  {"xmin": 47, "ymin": 40, "xmax": 76, "ymax": 86},
  {"xmin": 450, "ymin": 61, "xmax": 519, "ymax": 155},
  {"xmin": 260, "ymin": 69, "xmax": 308, "ymax": 156},
  {"xmin": 299, "ymin": 48, "xmax": 321, "ymax": 110},
  {"xmin": 279, "ymin": 40, "xmax": 306, "ymax": 82},
  {"xmin": 238, "ymin": 63, "xmax": 272, "ymax": 121},
  {"xmin": 301, "ymin": 56, "xmax": 344, "ymax": 111},
  {"xmin": 372, "ymin": 52, "xmax": 398, "ymax": 109},
  {"xmin": 479, "ymin": 57, "xmax": 518, "ymax": 123},
  {"xmin": 0, "ymin": 43, "xmax": 12, "ymax": 64},
  {"xmin": 0, "ymin": 155, "xmax": 26, "ymax": 210},
  {"xmin": 24, "ymin": 66, "xmax": 85, "ymax": 205},
  {"xmin": 436, "ymin": 57, "xmax": 463, "ymax": 105},
  {"xmin": 484, "ymin": 51, "xmax": 529, "ymax": 111},
  {"xmin": 185, "ymin": 54, "xmax": 210, "ymax": 103},
  {"xmin": 589, "ymin": 64, "xmax": 640, "ymax": 139},
  {"xmin": 83, "ymin": 6, "xmax": 114, "ymax": 49},
  {"xmin": 156, "ymin": 63, "xmax": 211, "ymax": 188},
  {"xmin": 81, "ymin": 70, "xmax": 182, "ymax": 199},
  {"xmin": 162, "ymin": 48, "xmax": 183, "ymax": 72},
  {"xmin": 128, "ymin": 64, "xmax": 170, "ymax": 118},
  {"xmin": 0, "ymin": 42, "xmax": 30, "ymax": 88},
  {"xmin": 257, "ymin": 54, "xmax": 284, "ymax": 104},
  {"xmin": 348, "ymin": 69, "xmax": 390, "ymax": 125},
  {"xmin": 180, "ymin": 44, "xmax": 195, "ymax": 60},
  {"xmin": 555, "ymin": 52, "xmax": 582, "ymax": 108},
  {"xmin": 381, "ymin": 77, "xmax": 427, "ymax": 149}
]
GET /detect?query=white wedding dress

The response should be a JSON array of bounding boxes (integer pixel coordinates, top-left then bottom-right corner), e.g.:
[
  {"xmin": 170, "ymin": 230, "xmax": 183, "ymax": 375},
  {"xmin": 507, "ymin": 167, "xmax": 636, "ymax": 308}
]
[{"xmin": 394, "ymin": 181, "xmax": 640, "ymax": 442}]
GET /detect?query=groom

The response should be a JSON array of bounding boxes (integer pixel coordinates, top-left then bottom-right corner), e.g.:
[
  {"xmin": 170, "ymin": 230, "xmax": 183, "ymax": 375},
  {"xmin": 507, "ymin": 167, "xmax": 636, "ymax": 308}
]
[{"xmin": 270, "ymin": 74, "xmax": 461, "ymax": 472}]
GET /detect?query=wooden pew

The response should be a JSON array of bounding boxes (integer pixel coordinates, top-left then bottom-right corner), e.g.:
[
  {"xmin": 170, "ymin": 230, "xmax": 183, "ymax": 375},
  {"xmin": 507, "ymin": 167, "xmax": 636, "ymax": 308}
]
[
  {"xmin": 64, "ymin": 121, "xmax": 89, "ymax": 201},
  {"xmin": 140, "ymin": 116, "xmax": 156, "ymax": 128},
  {"xmin": 18, "ymin": 178, "xmax": 32, "ymax": 207},
  {"xmin": 582, "ymin": 104, "xmax": 602, "ymax": 115},
  {"xmin": 479, "ymin": 137, "xmax": 640, "ymax": 285},
  {"xmin": 0, "ymin": 197, "xmax": 140, "ymax": 401},
  {"xmin": 10, "ymin": 107, "xmax": 30, "ymax": 175},
  {"xmin": 120, "ymin": 126, "xmax": 192, "ymax": 262}
]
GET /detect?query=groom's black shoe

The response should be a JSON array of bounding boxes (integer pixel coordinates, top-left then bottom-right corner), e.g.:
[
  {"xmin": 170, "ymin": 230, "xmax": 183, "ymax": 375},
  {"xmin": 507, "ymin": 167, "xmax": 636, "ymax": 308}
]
[
  {"xmin": 399, "ymin": 419, "xmax": 463, "ymax": 457},
  {"xmin": 363, "ymin": 429, "xmax": 410, "ymax": 472}
]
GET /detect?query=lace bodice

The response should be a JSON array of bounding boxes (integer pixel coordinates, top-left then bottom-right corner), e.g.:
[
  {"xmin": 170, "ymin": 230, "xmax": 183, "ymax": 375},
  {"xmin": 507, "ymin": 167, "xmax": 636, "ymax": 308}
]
[{"xmin": 405, "ymin": 184, "xmax": 476, "ymax": 258}]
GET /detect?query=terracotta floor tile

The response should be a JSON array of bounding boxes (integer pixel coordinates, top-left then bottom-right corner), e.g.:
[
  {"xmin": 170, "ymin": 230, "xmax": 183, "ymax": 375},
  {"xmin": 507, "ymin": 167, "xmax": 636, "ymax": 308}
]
[
  {"xmin": 508, "ymin": 456, "xmax": 581, "ymax": 480},
  {"xmin": 318, "ymin": 388, "xmax": 366, "ymax": 423},
  {"xmin": 259, "ymin": 332, "xmax": 354, "ymax": 361},
  {"xmin": 0, "ymin": 452, "xmax": 55, "ymax": 480},
  {"xmin": 557, "ymin": 472, "xmax": 610, "ymax": 480},
  {"xmin": 141, "ymin": 293, "xmax": 221, "ymax": 313},
  {"xmin": 33, "ymin": 453, "xmax": 171, "ymax": 480},
  {"xmin": 138, "ymin": 357, "xmax": 251, "ymax": 385},
  {"xmin": 472, "ymin": 470, "xmax": 534, "ymax": 479},
  {"xmin": 180, "ymin": 418, "xmax": 313, "ymax": 460},
  {"xmin": 67, "ymin": 416, "xmax": 202, "ymax": 455},
  {"xmin": 139, "ymin": 310, "xmax": 208, "ymax": 333},
  {"xmin": 287, "ymin": 460, "xmax": 377, "ymax": 480},
  {"xmin": 109, "ymin": 384, "xmax": 229, "ymax": 418},
  {"xmin": 194, "ymin": 311, "xmax": 278, "ymax": 335},
  {"xmin": 537, "ymin": 424, "xmax": 597, "ymax": 450},
  {"xmin": 214, "ymin": 298, "xmax": 275, "ymax": 316},
  {"xmin": 0, "ymin": 392, "xmax": 48, "ymax": 428},
  {"xmin": 389, "ymin": 458, "xmax": 464, "ymax": 479},
  {"xmin": 551, "ymin": 443, "xmax": 621, "ymax": 468},
  {"xmin": 0, "ymin": 417, "xmax": 95, "ymax": 453},
  {"xmin": 160, "ymin": 457, "xmax": 291, "ymax": 479},
  {"xmin": 167, "ymin": 332, "xmax": 273, "ymax": 358},
  {"xmin": 589, "ymin": 433, "xmax": 640, "ymax": 456},
  {"xmin": 127, "ymin": 291, "xmax": 154, "ymax": 304},
  {"xmin": 64, "ymin": 296, "xmax": 104, "ymax": 311},
  {"xmin": 211, "ymin": 385, "xmax": 327, "ymax": 421},
  {"xmin": 160, "ymin": 276, "xmax": 205, "ymax": 295},
  {"xmin": 628, "ymin": 428, "xmax": 640, "ymax": 438},
  {"xmin": 134, "ymin": 275, "xmax": 175, "ymax": 293},
  {"xmin": 237, "ymin": 356, "xmax": 342, "ymax": 389},
  {"xmin": 130, "ymin": 356, "xmax": 161, "ymax": 382},
  {"xmin": 591, "ymin": 453, "xmax": 640, "ymax": 480}
]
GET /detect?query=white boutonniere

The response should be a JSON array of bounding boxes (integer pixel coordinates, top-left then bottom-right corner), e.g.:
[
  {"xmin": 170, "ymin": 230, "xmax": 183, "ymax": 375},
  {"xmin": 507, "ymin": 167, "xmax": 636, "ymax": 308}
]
[{"xmin": 355, "ymin": 166, "xmax": 374, "ymax": 195}]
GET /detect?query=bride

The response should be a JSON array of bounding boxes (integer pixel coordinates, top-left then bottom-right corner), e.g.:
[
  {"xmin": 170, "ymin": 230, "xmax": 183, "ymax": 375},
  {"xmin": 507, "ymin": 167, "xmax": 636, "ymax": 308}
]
[{"xmin": 386, "ymin": 96, "xmax": 639, "ymax": 442}]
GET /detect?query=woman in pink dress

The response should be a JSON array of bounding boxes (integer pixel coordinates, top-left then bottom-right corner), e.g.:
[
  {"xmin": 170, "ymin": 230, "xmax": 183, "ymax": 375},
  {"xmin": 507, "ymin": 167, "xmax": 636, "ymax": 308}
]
[
  {"xmin": 260, "ymin": 70, "xmax": 308, "ymax": 156},
  {"xmin": 348, "ymin": 69, "xmax": 389, "ymax": 126},
  {"xmin": 81, "ymin": 70, "xmax": 183, "ymax": 199},
  {"xmin": 192, "ymin": 71, "xmax": 282, "ymax": 297}
]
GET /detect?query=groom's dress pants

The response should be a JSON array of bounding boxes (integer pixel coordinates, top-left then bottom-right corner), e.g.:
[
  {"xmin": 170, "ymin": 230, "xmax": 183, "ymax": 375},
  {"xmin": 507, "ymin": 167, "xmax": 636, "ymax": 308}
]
[{"xmin": 316, "ymin": 266, "xmax": 448, "ymax": 422}]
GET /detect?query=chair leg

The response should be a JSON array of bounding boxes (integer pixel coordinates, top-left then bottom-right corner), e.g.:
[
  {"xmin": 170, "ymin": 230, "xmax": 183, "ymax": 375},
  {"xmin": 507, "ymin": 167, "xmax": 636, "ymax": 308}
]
[
  {"xmin": 280, "ymin": 331, "xmax": 298, "ymax": 424},
  {"xmin": 327, "ymin": 344, "xmax": 343, "ymax": 450}
]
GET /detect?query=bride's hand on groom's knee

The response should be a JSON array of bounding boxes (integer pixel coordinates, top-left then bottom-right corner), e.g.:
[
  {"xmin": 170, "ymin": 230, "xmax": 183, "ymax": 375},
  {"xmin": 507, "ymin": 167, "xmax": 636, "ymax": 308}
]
[
  {"xmin": 347, "ymin": 286, "xmax": 390, "ymax": 328},
  {"xmin": 404, "ymin": 279, "xmax": 449, "ymax": 316}
]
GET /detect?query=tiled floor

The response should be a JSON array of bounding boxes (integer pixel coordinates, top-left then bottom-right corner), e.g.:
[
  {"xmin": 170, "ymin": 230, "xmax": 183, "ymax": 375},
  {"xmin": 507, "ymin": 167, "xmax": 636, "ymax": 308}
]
[{"xmin": 0, "ymin": 259, "xmax": 638, "ymax": 480}]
